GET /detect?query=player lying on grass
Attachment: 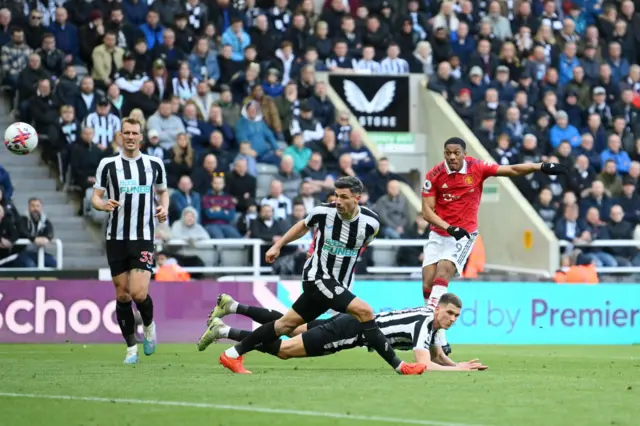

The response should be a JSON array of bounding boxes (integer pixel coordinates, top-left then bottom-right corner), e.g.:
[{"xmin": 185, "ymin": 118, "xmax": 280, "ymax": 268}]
[{"xmin": 198, "ymin": 292, "xmax": 487, "ymax": 371}]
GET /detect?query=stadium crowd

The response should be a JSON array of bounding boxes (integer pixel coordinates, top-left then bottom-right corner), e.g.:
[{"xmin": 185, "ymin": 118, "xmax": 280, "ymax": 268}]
[{"xmin": 2, "ymin": 0, "xmax": 640, "ymax": 271}]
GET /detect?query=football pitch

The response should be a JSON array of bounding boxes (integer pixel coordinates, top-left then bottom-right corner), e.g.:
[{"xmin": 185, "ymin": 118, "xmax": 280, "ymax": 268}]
[{"xmin": 0, "ymin": 344, "xmax": 638, "ymax": 426}]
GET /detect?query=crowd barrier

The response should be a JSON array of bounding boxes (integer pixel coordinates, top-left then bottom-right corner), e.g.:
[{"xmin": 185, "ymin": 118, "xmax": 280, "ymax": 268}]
[
  {"xmin": 0, "ymin": 239, "xmax": 63, "ymax": 270},
  {"xmin": 0, "ymin": 280, "xmax": 637, "ymax": 345}
]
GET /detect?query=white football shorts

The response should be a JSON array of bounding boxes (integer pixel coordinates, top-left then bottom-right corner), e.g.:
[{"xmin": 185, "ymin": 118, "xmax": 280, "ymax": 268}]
[{"xmin": 422, "ymin": 231, "xmax": 478, "ymax": 276}]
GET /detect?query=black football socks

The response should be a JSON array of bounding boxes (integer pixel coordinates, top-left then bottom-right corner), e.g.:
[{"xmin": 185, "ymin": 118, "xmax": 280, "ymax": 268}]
[
  {"xmin": 235, "ymin": 304, "xmax": 283, "ymax": 324},
  {"xmin": 116, "ymin": 300, "xmax": 137, "ymax": 347},
  {"xmin": 135, "ymin": 295, "xmax": 154, "ymax": 327},
  {"xmin": 233, "ymin": 320, "xmax": 279, "ymax": 356},
  {"xmin": 360, "ymin": 320, "xmax": 402, "ymax": 369}
]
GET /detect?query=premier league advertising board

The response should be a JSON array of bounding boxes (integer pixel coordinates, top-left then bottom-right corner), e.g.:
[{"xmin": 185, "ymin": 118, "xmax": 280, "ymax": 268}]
[
  {"xmin": 0, "ymin": 281, "xmax": 638, "ymax": 344},
  {"xmin": 328, "ymin": 74, "xmax": 410, "ymax": 132}
]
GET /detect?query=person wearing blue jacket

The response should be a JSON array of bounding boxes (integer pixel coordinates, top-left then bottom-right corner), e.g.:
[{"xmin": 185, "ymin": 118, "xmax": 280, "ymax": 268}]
[
  {"xmin": 600, "ymin": 134, "xmax": 631, "ymax": 173},
  {"xmin": 0, "ymin": 164, "xmax": 13, "ymax": 201},
  {"xmin": 188, "ymin": 37, "xmax": 220, "ymax": 85},
  {"xmin": 140, "ymin": 9, "xmax": 164, "ymax": 50},
  {"xmin": 221, "ymin": 18, "xmax": 250, "ymax": 62},
  {"xmin": 235, "ymin": 101, "xmax": 280, "ymax": 166},
  {"xmin": 123, "ymin": 0, "xmax": 149, "ymax": 26},
  {"xmin": 549, "ymin": 111, "xmax": 581, "ymax": 149},
  {"xmin": 169, "ymin": 176, "xmax": 202, "ymax": 223},
  {"xmin": 49, "ymin": 8, "xmax": 80, "ymax": 61},
  {"xmin": 557, "ymin": 43, "xmax": 581, "ymax": 86}
]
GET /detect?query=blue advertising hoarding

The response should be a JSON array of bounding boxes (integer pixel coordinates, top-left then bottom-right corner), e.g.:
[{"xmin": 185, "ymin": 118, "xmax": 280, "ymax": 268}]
[{"xmin": 276, "ymin": 281, "xmax": 640, "ymax": 344}]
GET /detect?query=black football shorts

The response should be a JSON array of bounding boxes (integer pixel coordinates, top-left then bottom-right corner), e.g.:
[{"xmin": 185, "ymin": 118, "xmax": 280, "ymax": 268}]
[
  {"xmin": 106, "ymin": 240, "xmax": 155, "ymax": 277},
  {"xmin": 291, "ymin": 278, "xmax": 357, "ymax": 323},
  {"xmin": 301, "ymin": 313, "xmax": 363, "ymax": 357}
]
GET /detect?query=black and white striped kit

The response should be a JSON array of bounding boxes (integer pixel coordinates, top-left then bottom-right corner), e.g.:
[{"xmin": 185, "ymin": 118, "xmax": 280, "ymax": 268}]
[
  {"xmin": 303, "ymin": 203, "xmax": 379, "ymax": 289},
  {"xmin": 94, "ymin": 153, "xmax": 167, "ymax": 241}
]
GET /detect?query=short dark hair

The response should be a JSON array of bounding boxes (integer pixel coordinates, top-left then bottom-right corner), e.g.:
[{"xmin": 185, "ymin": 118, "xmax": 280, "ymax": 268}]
[
  {"xmin": 28, "ymin": 197, "xmax": 41, "ymax": 204},
  {"xmin": 439, "ymin": 293, "xmax": 462, "ymax": 309},
  {"xmin": 334, "ymin": 176, "xmax": 364, "ymax": 194},
  {"xmin": 444, "ymin": 136, "xmax": 467, "ymax": 151}
]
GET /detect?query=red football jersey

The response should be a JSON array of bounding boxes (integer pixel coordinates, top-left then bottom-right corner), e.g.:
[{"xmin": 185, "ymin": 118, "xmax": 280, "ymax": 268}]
[{"xmin": 421, "ymin": 156, "xmax": 499, "ymax": 236}]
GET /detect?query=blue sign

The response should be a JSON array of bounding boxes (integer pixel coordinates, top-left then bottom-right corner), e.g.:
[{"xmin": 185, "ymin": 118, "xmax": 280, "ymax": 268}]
[{"xmin": 277, "ymin": 281, "xmax": 640, "ymax": 344}]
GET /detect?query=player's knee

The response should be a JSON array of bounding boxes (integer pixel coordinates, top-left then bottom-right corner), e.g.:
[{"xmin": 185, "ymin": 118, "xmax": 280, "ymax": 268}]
[
  {"xmin": 116, "ymin": 293, "xmax": 131, "ymax": 303},
  {"xmin": 436, "ymin": 261, "xmax": 456, "ymax": 279},
  {"xmin": 130, "ymin": 289, "xmax": 148, "ymax": 303},
  {"xmin": 274, "ymin": 318, "xmax": 297, "ymax": 336},
  {"xmin": 349, "ymin": 302, "xmax": 374, "ymax": 322}
]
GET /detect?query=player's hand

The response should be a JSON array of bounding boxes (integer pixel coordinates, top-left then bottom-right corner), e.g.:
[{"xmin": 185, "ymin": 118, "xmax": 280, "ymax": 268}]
[
  {"xmin": 265, "ymin": 245, "xmax": 280, "ymax": 264},
  {"xmin": 447, "ymin": 226, "xmax": 471, "ymax": 240},
  {"xmin": 541, "ymin": 162, "xmax": 568, "ymax": 175},
  {"xmin": 103, "ymin": 199, "xmax": 120, "ymax": 211},
  {"xmin": 155, "ymin": 205, "xmax": 168, "ymax": 223},
  {"xmin": 457, "ymin": 359, "xmax": 487, "ymax": 370}
]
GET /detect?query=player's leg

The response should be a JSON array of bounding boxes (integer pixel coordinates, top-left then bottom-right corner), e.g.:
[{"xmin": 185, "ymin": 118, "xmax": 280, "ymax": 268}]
[
  {"xmin": 421, "ymin": 263, "xmax": 437, "ymax": 307},
  {"xmin": 210, "ymin": 293, "xmax": 284, "ymax": 324},
  {"xmin": 128, "ymin": 242, "xmax": 157, "ymax": 356},
  {"xmin": 219, "ymin": 283, "xmax": 325, "ymax": 373},
  {"xmin": 427, "ymin": 233, "xmax": 476, "ymax": 310},
  {"xmin": 421, "ymin": 233, "xmax": 443, "ymax": 306},
  {"xmin": 106, "ymin": 241, "xmax": 139, "ymax": 363},
  {"xmin": 200, "ymin": 317, "xmax": 285, "ymax": 357}
]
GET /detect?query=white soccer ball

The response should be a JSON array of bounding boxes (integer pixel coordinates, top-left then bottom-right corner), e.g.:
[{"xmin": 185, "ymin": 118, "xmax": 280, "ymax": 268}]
[{"xmin": 4, "ymin": 122, "xmax": 38, "ymax": 155}]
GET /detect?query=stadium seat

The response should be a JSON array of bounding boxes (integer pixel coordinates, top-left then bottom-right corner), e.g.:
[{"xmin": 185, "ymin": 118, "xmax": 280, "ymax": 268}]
[
  {"xmin": 372, "ymin": 246, "xmax": 398, "ymax": 267},
  {"xmin": 219, "ymin": 247, "xmax": 250, "ymax": 268}
]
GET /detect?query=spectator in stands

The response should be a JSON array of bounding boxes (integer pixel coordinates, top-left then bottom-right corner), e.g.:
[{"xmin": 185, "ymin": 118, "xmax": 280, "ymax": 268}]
[
  {"xmin": 18, "ymin": 197, "xmax": 56, "ymax": 268},
  {"xmin": 396, "ymin": 215, "xmax": 429, "ymax": 267},
  {"xmin": 0, "ymin": 165, "xmax": 13, "ymax": 203},
  {"xmin": 308, "ymin": 82, "xmax": 334, "ymax": 128},
  {"xmin": 147, "ymin": 99, "xmax": 187, "ymax": 150},
  {"xmin": 342, "ymin": 131, "xmax": 375, "ymax": 179},
  {"xmin": 375, "ymin": 180, "xmax": 410, "ymax": 239},
  {"xmin": 534, "ymin": 188, "xmax": 558, "ymax": 229},
  {"xmin": 1, "ymin": 27, "xmax": 32, "ymax": 95},
  {"xmin": 168, "ymin": 206, "xmax": 207, "ymax": 271},
  {"xmin": 167, "ymin": 133, "xmax": 195, "ymax": 188},
  {"xmin": 580, "ymin": 180, "xmax": 613, "ymax": 220},
  {"xmin": 140, "ymin": 9, "xmax": 164, "ymax": 50},
  {"xmin": 29, "ymin": 79, "xmax": 60, "ymax": 154},
  {"xmin": 502, "ymin": 107, "xmax": 527, "ymax": 147},
  {"xmin": 83, "ymin": 97, "xmax": 121, "ymax": 149},
  {"xmin": 550, "ymin": 111, "xmax": 581, "ymax": 149},
  {"xmin": 191, "ymin": 153, "xmax": 218, "ymax": 194},
  {"xmin": 583, "ymin": 207, "xmax": 618, "ymax": 267},
  {"xmin": 226, "ymin": 157, "xmax": 256, "ymax": 214},
  {"xmin": 569, "ymin": 155, "xmax": 596, "ymax": 197},
  {"xmin": 236, "ymin": 101, "xmax": 281, "ymax": 166},
  {"xmin": 586, "ymin": 91, "xmax": 613, "ymax": 134},
  {"xmin": 222, "ymin": 18, "xmax": 250, "ymax": 62},
  {"xmin": 244, "ymin": 84, "xmax": 283, "ymax": 140},
  {"xmin": 615, "ymin": 176, "xmax": 640, "ymax": 225},
  {"xmin": 607, "ymin": 205, "xmax": 635, "ymax": 266},
  {"xmin": 169, "ymin": 175, "xmax": 201, "ymax": 225},
  {"xmin": 17, "ymin": 53, "xmax": 49, "ymax": 121},
  {"xmin": 78, "ymin": 11, "xmax": 105, "ymax": 67},
  {"xmin": 250, "ymin": 203, "xmax": 290, "ymax": 266},
  {"xmin": 354, "ymin": 44, "xmax": 381, "ymax": 73},
  {"xmin": 492, "ymin": 134, "xmax": 518, "ymax": 165},
  {"xmin": 596, "ymin": 159, "xmax": 623, "ymax": 197},
  {"xmin": 518, "ymin": 134, "xmax": 542, "ymax": 164},
  {"xmin": 283, "ymin": 133, "xmax": 312, "ymax": 173},
  {"xmin": 188, "ymin": 37, "xmax": 219, "ymax": 86},
  {"xmin": 380, "ymin": 43, "xmax": 409, "ymax": 74},
  {"xmin": 290, "ymin": 101, "xmax": 323, "ymax": 145},
  {"xmin": 301, "ymin": 152, "xmax": 334, "ymax": 195},
  {"xmin": 558, "ymin": 42, "xmax": 580, "ymax": 86},
  {"xmin": 555, "ymin": 203, "xmax": 589, "ymax": 250},
  {"xmin": 122, "ymin": 79, "xmax": 158, "ymax": 117},
  {"xmin": 70, "ymin": 127, "xmax": 103, "ymax": 191},
  {"xmin": 475, "ymin": 113, "xmax": 498, "ymax": 151},
  {"xmin": 364, "ymin": 157, "xmax": 404, "ymax": 204},
  {"xmin": 201, "ymin": 174, "xmax": 242, "ymax": 239},
  {"xmin": 555, "ymin": 141, "xmax": 575, "ymax": 172},
  {"xmin": 0, "ymin": 204, "xmax": 28, "ymax": 268},
  {"xmin": 74, "ymin": 76, "xmax": 98, "ymax": 122},
  {"xmin": 143, "ymin": 129, "xmax": 169, "ymax": 161},
  {"xmin": 36, "ymin": 33, "xmax": 64, "ymax": 78},
  {"xmin": 50, "ymin": 7, "xmax": 79, "ymax": 64},
  {"xmin": 574, "ymin": 133, "xmax": 600, "ymax": 172},
  {"xmin": 91, "ymin": 32, "xmax": 124, "ymax": 91},
  {"xmin": 601, "ymin": 134, "xmax": 631, "ymax": 174},
  {"xmin": 23, "ymin": 9, "xmax": 46, "ymax": 50},
  {"xmin": 261, "ymin": 179, "xmax": 292, "ymax": 221},
  {"xmin": 490, "ymin": 66, "xmax": 516, "ymax": 103},
  {"xmin": 611, "ymin": 116, "xmax": 635, "ymax": 155},
  {"xmin": 274, "ymin": 155, "xmax": 302, "ymax": 200},
  {"xmin": 294, "ymin": 181, "xmax": 320, "ymax": 214}
]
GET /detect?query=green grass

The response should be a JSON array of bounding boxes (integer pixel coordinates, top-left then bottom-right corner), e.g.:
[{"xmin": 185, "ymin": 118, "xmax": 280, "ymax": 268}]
[{"xmin": 0, "ymin": 344, "xmax": 639, "ymax": 426}]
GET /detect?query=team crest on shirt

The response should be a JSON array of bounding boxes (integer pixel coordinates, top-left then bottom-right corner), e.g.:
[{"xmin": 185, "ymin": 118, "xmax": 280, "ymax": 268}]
[{"xmin": 464, "ymin": 176, "xmax": 474, "ymax": 185}]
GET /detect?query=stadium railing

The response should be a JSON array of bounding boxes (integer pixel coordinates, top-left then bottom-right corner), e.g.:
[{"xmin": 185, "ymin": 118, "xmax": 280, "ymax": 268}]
[
  {"xmin": 0, "ymin": 238, "xmax": 63, "ymax": 271},
  {"xmin": 558, "ymin": 240, "xmax": 640, "ymax": 274},
  {"xmin": 154, "ymin": 238, "xmax": 553, "ymax": 277}
]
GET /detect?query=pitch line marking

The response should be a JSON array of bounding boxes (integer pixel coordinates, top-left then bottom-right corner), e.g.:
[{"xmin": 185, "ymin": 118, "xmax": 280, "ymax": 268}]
[{"xmin": 0, "ymin": 392, "xmax": 487, "ymax": 426}]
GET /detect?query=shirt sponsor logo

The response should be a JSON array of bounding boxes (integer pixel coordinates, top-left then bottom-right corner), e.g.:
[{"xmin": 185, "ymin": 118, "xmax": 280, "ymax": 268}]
[
  {"xmin": 323, "ymin": 239, "xmax": 359, "ymax": 257},
  {"xmin": 120, "ymin": 179, "xmax": 151, "ymax": 194}
]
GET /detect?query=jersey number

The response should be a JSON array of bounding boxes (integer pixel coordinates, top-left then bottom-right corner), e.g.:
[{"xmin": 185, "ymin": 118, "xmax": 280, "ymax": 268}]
[{"xmin": 140, "ymin": 251, "xmax": 154, "ymax": 265}]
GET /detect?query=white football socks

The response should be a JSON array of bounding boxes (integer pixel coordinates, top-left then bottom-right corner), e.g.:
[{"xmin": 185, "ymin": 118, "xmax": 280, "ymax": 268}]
[
  {"xmin": 428, "ymin": 284, "xmax": 448, "ymax": 310},
  {"xmin": 218, "ymin": 326, "xmax": 230, "ymax": 339},
  {"xmin": 225, "ymin": 347, "xmax": 240, "ymax": 359},
  {"xmin": 229, "ymin": 302, "xmax": 239, "ymax": 313}
]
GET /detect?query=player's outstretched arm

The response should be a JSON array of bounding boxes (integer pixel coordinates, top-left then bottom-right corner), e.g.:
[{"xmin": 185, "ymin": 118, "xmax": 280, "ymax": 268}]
[
  {"xmin": 413, "ymin": 348, "xmax": 486, "ymax": 371},
  {"xmin": 495, "ymin": 162, "xmax": 568, "ymax": 177}
]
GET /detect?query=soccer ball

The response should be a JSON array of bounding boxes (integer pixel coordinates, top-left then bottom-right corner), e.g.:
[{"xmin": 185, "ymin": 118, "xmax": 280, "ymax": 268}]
[{"xmin": 4, "ymin": 122, "xmax": 38, "ymax": 155}]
